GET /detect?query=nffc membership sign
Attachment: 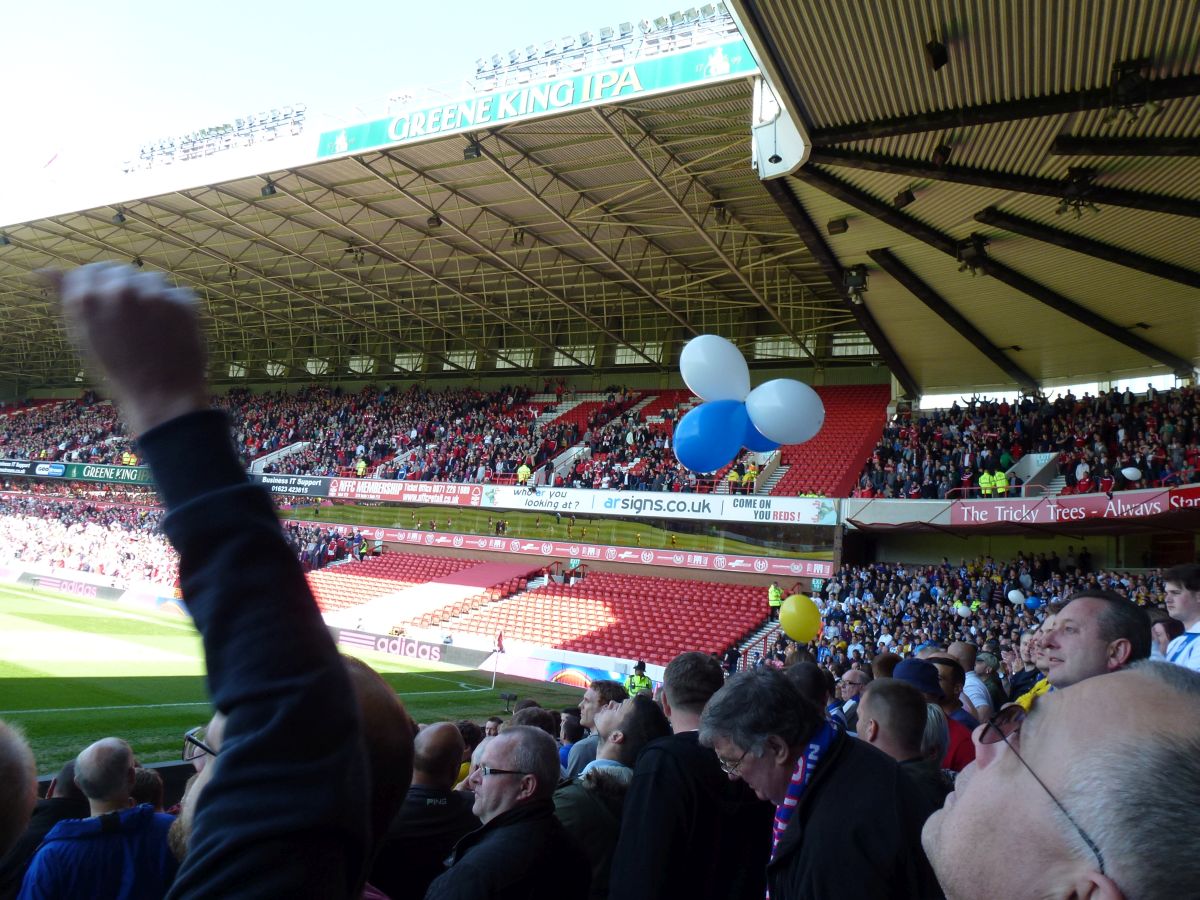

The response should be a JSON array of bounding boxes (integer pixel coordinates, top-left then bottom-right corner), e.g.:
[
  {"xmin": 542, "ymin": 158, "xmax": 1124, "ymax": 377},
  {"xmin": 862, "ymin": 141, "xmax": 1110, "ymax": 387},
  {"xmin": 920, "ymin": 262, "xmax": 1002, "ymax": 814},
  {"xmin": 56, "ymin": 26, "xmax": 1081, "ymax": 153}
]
[{"xmin": 316, "ymin": 39, "xmax": 757, "ymax": 159}]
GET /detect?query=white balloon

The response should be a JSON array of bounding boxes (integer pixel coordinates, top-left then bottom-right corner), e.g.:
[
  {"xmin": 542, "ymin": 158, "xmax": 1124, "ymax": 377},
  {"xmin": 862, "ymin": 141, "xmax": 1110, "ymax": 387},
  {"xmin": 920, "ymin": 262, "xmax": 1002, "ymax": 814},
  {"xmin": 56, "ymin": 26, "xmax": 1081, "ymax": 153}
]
[
  {"xmin": 1121, "ymin": 466, "xmax": 1142, "ymax": 481},
  {"xmin": 956, "ymin": 603, "xmax": 972, "ymax": 618},
  {"xmin": 1007, "ymin": 589, "xmax": 1025, "ymax": 604},
  {"xmin": 745, "ymin": 379, "xmax": 825, "ymax": 445},
  {"xmin": 679, "ymin": 335, "xmax": 750, "ymax": 402}
]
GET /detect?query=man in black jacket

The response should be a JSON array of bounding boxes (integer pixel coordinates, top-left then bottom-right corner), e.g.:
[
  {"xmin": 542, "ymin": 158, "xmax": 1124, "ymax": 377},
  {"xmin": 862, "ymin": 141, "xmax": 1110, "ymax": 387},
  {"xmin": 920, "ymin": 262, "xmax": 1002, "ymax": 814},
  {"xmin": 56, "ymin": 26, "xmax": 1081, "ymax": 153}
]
[
  {"xmin": 424, "ymin": 725, "xmax": 588, "ymax": 899},
  {"xmin": 608, "ymin": 652, "xmax": 772, "ymax": 900},
  {"xmin": 700, "ymin": 667, "xmax": 942, "ymax": 900},
  {"xmin": 372, "ymin": 723, "xmax": 479, "ymax": 900}
]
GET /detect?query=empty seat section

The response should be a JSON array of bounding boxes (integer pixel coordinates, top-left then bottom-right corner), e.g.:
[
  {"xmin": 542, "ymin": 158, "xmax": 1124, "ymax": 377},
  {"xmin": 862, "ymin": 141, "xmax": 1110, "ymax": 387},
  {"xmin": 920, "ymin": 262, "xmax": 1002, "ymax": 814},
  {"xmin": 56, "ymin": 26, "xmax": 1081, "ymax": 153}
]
[
  {"xmin": 771, "ymin": 385, "xmax": 890, "ymax": 498},
  {"xmin": 448, "ymin": 570, "xmax": 767, "ymax": 665}
]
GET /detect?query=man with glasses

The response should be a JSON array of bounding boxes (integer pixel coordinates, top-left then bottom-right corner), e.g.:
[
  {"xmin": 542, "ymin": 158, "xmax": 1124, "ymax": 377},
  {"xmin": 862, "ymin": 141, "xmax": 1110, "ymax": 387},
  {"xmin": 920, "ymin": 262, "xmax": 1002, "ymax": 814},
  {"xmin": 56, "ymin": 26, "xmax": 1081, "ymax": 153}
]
[
  {"xmin": 923, "ymin": 661, "xmax": 1200, "ymax": 900},
  {"xmin": 838, "ymin": 670, "xmax": 870, "ymax": 731},
  {"xmin": 425, "ymin": 725, "xmax": 588, "ymax": 899},
  {"xmin": 699, "ymin": 668, "xmax": 940, "ymax": 899}
]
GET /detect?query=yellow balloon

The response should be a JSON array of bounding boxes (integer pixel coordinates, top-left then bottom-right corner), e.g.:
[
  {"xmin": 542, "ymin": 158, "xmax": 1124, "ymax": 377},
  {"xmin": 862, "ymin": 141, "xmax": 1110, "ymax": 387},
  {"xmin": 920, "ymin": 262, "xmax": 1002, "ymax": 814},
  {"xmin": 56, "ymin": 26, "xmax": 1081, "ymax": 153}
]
[{"xmin": 779, "ymin": 594, "xmax": 821, "ymax": 643}]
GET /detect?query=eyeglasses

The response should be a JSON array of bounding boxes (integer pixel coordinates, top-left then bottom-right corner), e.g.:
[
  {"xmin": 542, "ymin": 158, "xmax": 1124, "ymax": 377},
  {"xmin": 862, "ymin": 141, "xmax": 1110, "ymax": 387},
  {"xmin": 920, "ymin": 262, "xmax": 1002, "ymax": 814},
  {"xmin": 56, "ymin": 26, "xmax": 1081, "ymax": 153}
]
[
  {"xmin": 980, "ymin": 706, "xmax": 1105, "ymax": 875},
  {"xmin": 717, "ymin": 748, "xmax": 749, "ymax": 776},
  {"xmin": 182, "ymin": 726, "xmax": 218, "ymax": 763},
  {"xmin": 477, "ymin": 766, "xmax": 530, "ymax": 777}
]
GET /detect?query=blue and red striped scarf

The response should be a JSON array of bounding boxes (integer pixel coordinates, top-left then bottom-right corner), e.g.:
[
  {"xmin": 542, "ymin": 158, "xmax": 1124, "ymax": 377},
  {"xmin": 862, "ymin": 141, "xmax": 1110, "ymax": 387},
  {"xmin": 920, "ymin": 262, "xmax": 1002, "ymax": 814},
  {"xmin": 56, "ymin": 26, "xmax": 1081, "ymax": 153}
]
[{"xmin": 771, "ymin": 721, "xmax": 837, "ymax": 861}]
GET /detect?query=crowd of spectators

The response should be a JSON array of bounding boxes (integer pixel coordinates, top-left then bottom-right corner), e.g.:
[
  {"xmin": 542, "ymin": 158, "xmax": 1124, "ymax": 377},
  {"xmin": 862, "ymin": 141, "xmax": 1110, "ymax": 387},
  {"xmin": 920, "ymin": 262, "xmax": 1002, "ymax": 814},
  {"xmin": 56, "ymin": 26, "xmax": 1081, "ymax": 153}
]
[
  {"xmin": 1, "ymin": 482, "xmax": 1198, "ymax": 900},
  {"xmin": 855, "ymin": 384, "xmax": 1200, "ymax": 499},
  {"xmin": 762, "ymin": 552, "xmax": 1167, "ymax": 679},
  {"xmin": 0, "ymin": 496, "xmax": 175, "ymax": 586},
  {"xmin": 0, "ymin": 393, "xmax": 127, "ymax": 465}
]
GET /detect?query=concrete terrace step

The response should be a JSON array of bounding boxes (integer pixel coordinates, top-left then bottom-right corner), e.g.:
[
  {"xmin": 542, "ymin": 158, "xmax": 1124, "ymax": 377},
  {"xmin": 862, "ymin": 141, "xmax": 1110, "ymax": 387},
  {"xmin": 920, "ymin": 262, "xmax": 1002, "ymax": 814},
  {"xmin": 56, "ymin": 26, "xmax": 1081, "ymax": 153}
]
[{"xmin": 762, "ymin": 465, "xmax": 790, "ymax": 494}]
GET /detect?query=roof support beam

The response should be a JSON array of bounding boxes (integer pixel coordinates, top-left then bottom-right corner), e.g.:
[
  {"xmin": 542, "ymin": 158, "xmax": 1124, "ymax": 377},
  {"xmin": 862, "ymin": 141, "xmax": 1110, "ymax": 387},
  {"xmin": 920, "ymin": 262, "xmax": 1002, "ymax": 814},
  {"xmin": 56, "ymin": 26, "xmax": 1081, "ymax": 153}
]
[
  {"xmin": 99, "ymin": 208, "xmax": 436, "ymax": 372},
  {"xmin": 271, "ymin": 172, "xmax": 572, "ymax": 370},
  {"xmin": 762, "ymin": 178, "xmax": 919, "ymax": 397},
  {"xmin": 26, "ymin": 218, "xmax": 335, "ymax": 377},
  {"xmin": 866, "ymin": 248, "xmax": 1038, "ymax": 392},
  {"xmin": 1051, "ymin": 135, "xmax": 1200, "ymax": 157},
  {"xmin": 352, "ymin": 154, "xmax": 658, "ymax": 370},
  {"xmin": 796, "ymin": 166, "xmax": 1195, "ymax": 374},
  {"xmin": 165, "ymin": 188, "xmax": 506, "ymax": 372},
  {"xmin": 593, "ymin": 106, "xmax": 820, "ymax": 364},
  {"xmin": 811, "ymin": 74, "xmax": 1200, "ymax": 145},
  {"xmin": 975, "ymin": 206, "xmax": 1200, "ymax": 290},
  {"xmin": 474, "ymin": 136, "xmax": 700, "ymax": 342},
  {"xmin": 808, "ymin": 148, "xmax": 1200, "ymax": 219}
]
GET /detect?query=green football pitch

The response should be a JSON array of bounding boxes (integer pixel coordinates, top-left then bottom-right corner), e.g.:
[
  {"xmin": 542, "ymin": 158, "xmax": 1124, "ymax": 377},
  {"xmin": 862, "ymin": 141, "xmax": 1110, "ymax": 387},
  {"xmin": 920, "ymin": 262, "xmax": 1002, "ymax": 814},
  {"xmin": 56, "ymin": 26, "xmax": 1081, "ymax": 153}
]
[{"xmin": 0, "ymin": 584, "xmax": 586, "ymax": 775}]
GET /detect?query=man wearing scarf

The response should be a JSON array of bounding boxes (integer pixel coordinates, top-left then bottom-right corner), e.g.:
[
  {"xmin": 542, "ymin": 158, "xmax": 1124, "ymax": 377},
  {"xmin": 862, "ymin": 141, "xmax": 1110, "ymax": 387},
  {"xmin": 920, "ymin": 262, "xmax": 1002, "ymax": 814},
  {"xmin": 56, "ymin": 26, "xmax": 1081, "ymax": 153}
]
[{"xmin": 699, "ymin": 668, "xmax": 942, "ymax": 900}]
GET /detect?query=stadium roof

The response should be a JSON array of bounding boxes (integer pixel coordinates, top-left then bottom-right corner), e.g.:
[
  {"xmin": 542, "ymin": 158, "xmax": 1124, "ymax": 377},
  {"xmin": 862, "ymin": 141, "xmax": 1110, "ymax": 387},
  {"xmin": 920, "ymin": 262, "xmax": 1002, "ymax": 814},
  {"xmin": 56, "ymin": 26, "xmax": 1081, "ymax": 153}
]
[
  {"xmin": 3, "ymin": 2, "xmax": 1198, "ymax": 397},
  {"xmin": 0, "ymin": 19, "xmax": 856, "ymax": 390},
  {"xmin": 733, "ymin": 0, "xmax": 1200, "ymax": 396}
]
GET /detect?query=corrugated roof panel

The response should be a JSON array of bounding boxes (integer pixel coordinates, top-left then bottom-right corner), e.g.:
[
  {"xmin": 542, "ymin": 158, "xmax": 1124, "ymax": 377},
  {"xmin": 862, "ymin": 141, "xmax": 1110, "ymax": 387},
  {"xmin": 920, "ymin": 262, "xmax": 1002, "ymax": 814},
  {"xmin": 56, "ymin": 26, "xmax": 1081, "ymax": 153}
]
[{"xmin": 755, "ymin": 0, "xmax": 1200, "ymax": 130}]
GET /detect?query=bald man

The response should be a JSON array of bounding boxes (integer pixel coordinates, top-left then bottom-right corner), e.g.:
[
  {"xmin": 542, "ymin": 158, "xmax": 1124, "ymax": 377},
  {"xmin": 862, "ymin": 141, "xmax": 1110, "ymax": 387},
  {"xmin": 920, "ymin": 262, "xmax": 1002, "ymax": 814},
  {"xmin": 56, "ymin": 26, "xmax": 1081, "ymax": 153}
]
[
  {"xmin": 371, "ymin": 723, "xmax": 480, "ymax": 900},
  {"xmin": 924, "ymin": 662, "xmax": 1200, "ymax": 900},
  {"xmin": 19, "ymin": 737, "xmax": 177, "ymax": 898}
]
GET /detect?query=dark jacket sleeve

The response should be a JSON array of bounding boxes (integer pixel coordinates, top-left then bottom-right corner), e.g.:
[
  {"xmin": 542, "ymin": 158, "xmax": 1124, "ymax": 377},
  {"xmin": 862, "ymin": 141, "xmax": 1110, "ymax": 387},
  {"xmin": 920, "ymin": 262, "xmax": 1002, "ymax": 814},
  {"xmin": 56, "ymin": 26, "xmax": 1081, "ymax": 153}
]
[{"xmin": 141, "ymin": 411, "xmax": 369, "ymax": 900}]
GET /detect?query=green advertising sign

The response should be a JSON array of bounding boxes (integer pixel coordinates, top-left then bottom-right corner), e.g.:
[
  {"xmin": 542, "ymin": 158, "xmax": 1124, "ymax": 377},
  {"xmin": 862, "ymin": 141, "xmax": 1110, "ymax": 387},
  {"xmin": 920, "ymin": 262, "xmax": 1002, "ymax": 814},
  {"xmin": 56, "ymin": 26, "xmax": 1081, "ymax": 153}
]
[
  {"xmin": 66, "ymin": 462, "xmax": 154, "ymax": 484},
  {"xmin": 316, "ymin": 38, "xmax": 757, "ymax": 159},
  {"xmin": 0, "ymin": 459, "xmax": 155, "ymax": 485}
]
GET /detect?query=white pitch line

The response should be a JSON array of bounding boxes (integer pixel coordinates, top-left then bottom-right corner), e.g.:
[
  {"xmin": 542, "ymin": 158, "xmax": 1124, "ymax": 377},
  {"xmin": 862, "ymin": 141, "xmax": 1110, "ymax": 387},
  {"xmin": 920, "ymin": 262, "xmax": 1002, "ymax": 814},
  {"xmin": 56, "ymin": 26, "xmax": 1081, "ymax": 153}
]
[
  {"xmin": 0, "ymin": 684, "xmax": 489, "ymax": 716},
  {"xmin": 0, "ymin": 700, "xmax": 212, "ymax": 715}
]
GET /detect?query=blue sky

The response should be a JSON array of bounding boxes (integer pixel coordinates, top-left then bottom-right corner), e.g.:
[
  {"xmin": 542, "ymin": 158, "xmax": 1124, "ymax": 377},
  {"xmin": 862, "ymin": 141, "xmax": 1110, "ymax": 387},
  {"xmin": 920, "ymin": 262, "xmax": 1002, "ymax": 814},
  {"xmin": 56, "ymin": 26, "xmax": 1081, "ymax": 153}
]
[{"xmin": 0, "ymin": 0, "xmax": 666, "ymax": 175}]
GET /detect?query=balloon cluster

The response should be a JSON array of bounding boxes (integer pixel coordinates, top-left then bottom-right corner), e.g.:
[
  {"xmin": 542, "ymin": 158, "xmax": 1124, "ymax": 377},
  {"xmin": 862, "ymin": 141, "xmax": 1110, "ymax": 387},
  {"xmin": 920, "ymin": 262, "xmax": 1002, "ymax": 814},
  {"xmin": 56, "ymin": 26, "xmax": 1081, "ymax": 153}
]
[{"xmin": 673, "ymin": 335, "xmax": 825, "ymax": 473}]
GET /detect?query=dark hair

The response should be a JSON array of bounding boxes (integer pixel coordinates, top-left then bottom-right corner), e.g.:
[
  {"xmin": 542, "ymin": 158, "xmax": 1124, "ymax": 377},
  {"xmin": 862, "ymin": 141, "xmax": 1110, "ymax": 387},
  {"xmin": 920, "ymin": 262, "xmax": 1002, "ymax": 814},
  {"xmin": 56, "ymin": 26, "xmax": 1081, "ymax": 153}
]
[
  {"xmin": 507, "ymin": 707, "xmax": 557, "ymax": 739},
  {"xmin": 861, "ymin": 680, "xmax": 927, "ymax": 756},
  {"xmin": 872, "ymin": 652, "xmax": 901, "ymax": 679},
  {"xmin": 456, "ymin": 720, "xmax": 484, "ymax": 751},
  {"xmin": 1155, "ymin": 618, "xmax": 1185, "ymax": 641},
  {"xmin": 610, "ymin": 695, "xmax": 671, "ymax": 767},
  {"xmin": 1065, "ymin": 589, "xmax": 1152, "ymax": 662},
  {"xmin": 589, "ymin": 679, "xmax": 630, "ymax": 706},
  {"xmin": 51, "ymin": 759, "xmax": 84, "ymax": 801},
  {"xmin": 663, "ymin": 651, "xmax": 726, "ymax": 714},
  {"xmin": 513, "ymin": 698, "xmax": 541, "ymax": 712},
  {"xmin": 927, "ymin": 656, "xmax": 965, "ymax": 690},
  {"xmin": 131, "ymin": 767, "xmax": 164, "ymax": 811},
  {"xmin": 700, "ymin": 668, "xmax": 824, "ymax": 754},
  {"xmin": 561, "ymin": 715, "xmax": 584, "ymax": 744},
  {"xmin": 785, "ymin": 661, "xmax": 830, "ymax": 710},
  {"xmin": 1163, "ymin": 564, "xmax": 1200, "ymax": 593}
]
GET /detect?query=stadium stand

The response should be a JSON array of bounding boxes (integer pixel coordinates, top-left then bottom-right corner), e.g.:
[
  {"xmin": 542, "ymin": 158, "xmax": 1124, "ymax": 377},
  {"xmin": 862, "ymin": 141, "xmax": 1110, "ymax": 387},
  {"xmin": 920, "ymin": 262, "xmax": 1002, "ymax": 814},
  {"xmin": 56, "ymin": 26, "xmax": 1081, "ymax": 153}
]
[{"xmin": 854, "ymin": 386, "xmax": 1200, "ymax": 500}]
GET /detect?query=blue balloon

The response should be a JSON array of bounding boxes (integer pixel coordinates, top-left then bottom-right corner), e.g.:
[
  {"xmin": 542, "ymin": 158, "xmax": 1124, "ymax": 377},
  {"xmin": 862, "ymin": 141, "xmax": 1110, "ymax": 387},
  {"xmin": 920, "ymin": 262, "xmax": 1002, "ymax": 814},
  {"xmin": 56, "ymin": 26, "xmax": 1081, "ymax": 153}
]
[
  {"xmin": 743, "ymin": 418, "xmax": 780, "ymax": 452},
  {"xmin": 673, "ymin": 400, "xmax": 747, "ymax": 473},
  {"xmin": 1024, "ymin": 596, "xmax": 1044, "ymax": 610}
]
